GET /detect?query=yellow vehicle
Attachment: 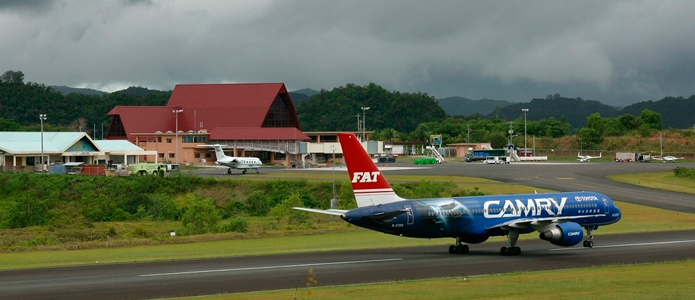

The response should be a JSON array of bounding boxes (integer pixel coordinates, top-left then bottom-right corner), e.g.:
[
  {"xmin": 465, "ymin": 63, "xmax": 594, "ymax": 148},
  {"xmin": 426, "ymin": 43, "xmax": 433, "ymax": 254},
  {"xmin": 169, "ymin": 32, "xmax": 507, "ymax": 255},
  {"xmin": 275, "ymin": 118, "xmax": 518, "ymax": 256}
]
[{"xmin": 128, "ymin": 163, "xmax": 166, "ymax": 176}]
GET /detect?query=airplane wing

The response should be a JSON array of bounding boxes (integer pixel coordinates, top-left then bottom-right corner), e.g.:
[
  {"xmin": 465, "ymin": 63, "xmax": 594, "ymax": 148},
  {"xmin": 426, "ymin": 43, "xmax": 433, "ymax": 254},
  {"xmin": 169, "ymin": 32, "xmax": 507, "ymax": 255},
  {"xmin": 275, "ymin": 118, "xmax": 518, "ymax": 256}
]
[
  {"xmin": 292, "ymin": 207, "xmax": 346, "ymax": 216},
  {"xmin": 485, "ymin": 214, "xmax": 605, "ymax": 230}
]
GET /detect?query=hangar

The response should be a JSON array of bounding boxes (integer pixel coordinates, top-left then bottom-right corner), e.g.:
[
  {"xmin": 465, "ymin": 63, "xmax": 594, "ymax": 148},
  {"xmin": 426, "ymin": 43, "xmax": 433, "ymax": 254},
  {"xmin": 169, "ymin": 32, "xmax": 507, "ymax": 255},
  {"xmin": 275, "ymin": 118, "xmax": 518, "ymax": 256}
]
[{"xmin": 106, "ymin": 83, "xmax": 311, "ymax": 166}]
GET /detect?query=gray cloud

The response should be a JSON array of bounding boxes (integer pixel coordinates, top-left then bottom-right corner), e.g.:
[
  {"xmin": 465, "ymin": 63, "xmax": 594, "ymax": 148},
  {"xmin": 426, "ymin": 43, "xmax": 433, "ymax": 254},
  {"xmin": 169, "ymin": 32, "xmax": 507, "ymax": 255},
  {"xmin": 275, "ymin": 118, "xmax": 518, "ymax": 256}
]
[{"xmin": 1, "ymin": 0, "xmax": 694, "ymax": 106}]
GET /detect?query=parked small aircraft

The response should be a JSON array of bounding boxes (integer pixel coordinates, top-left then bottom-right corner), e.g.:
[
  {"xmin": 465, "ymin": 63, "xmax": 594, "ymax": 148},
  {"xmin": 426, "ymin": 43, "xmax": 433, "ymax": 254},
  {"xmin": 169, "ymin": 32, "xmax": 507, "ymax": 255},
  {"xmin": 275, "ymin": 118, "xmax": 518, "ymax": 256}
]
[
  {"xmin": 204, "ymin": 144, "xmax": 262, "ymax": 174},
  {"xmin": 294, "ymin": 133, "xmax": 622, "ymax": 256},
  {"xmin": 653, "ymin": 155, "xmax": 683, "ymax": 163},
  {"xmin": 578, "ymin": 152, "xmax": 601, "ymax": 162}
]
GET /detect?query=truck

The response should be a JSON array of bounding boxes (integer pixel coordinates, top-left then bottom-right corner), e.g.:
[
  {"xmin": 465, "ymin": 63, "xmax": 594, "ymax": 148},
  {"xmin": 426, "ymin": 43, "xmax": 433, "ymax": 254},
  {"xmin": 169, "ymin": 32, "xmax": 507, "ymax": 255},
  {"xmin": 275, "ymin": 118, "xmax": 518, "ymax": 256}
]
[
  {"xmin": 128, "ymin": 163, "xmax": 179, "ymax": 176},
  {"xmin": 483, "ymin": 156, "xmax": 509, "ymax": 164},
  {"xmin": 615, "ymin": 152, "xmax": 652, "ymax": 163},
  {"xmin": 465, "ymin": 149, "xmax": 507, "ymax": 162}
]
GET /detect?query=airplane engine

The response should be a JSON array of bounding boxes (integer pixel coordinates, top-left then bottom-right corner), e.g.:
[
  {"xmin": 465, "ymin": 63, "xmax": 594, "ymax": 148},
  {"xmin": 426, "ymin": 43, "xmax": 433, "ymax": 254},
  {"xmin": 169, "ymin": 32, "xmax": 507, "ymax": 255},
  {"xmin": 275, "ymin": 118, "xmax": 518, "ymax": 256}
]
[{"xmin": 539, "ymin": 222, "xmax": 583, "ymax": 247}]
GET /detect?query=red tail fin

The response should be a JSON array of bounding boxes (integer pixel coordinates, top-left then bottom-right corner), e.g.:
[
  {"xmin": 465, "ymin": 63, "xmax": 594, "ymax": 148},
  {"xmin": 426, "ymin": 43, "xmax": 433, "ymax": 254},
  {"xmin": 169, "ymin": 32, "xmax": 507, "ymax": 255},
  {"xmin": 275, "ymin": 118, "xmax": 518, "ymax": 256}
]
[{"xmin": 338, "ymin": 133, "xmax": 404, "ymax": 207}]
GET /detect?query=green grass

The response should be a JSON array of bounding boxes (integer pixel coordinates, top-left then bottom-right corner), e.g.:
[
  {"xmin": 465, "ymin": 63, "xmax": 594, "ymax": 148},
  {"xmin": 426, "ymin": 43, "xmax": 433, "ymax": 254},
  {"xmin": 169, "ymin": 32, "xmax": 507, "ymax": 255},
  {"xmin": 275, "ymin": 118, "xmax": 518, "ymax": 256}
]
[
  {"xmin": 162, "ymin": 260, "xmax": 695, "ymax": 300},
  {"xmin": 609, "ymin": 171, "xmax": 695, "ymax": 195}
]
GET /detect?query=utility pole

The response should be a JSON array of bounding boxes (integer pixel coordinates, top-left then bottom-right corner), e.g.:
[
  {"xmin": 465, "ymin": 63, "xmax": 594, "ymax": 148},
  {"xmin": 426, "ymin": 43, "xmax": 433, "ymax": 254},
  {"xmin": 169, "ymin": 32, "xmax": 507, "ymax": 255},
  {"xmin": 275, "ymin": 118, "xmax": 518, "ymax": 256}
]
[
  {"xmin": 522, "ymin": 108, "xmax": 529, "ymax": 156},
  {"xmin": 39, "ymin": 114, "xmax": 47, "ymax": 172},
  {"xmin": 172, "ymin": 109, "xmax": 183, "ymax": 164},
  {"xmin": 361, "ymin": 106, "xmax": 370, "ymax": 142}
]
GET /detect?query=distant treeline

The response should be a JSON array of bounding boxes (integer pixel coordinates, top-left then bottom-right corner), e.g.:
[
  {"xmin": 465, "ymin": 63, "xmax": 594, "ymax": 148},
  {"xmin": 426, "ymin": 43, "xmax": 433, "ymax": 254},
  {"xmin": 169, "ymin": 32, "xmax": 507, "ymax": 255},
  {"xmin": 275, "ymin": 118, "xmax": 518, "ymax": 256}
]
[{"xmin": 0, "ymin": 70, "xmax": 170, "ymax": 135}]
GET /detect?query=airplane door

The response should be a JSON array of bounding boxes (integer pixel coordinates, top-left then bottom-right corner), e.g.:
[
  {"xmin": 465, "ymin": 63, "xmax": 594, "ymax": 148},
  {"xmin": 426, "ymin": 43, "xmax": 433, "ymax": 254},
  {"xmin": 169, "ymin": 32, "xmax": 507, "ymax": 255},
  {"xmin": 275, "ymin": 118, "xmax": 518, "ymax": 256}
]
[
  {"xmin": 404, "ymin": 205, "xmax": 414, "ymax": 225},
  {"xmin": 603, "ymin": 199, "xmax": 609, "ymax": 214}
]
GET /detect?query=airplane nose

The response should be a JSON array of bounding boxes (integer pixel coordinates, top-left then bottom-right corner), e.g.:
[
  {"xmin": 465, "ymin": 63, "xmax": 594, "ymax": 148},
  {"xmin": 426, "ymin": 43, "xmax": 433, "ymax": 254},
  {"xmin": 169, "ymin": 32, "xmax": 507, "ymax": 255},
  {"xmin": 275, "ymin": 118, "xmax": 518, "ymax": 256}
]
[{"xmin": 612, "ymin": 205, "xmax": 622, "ymax": 222}]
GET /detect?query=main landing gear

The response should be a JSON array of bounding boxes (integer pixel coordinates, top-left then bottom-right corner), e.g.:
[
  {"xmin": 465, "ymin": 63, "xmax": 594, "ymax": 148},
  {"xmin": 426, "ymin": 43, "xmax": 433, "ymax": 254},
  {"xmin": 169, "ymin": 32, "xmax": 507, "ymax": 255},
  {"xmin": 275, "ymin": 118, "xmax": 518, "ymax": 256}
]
[
  {"xmin": 500, "ymin": 229, "xmax": 521, "ymax": 256},
  {"xmin": 448, "ymin": 237, "xmax": 469, "ymax": 254},
  {"xmin": 583, "ymin": 226, "xmax": 594, "ymax": 248}
]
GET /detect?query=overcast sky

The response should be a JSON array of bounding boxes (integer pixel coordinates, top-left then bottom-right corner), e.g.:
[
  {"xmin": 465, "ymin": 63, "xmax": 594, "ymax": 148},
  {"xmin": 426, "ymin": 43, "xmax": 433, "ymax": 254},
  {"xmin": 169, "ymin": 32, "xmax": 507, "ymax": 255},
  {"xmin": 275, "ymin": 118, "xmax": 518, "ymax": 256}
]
[{"xmin": 2, "ymin": 0, "xmax": 694, "ymax": 106}]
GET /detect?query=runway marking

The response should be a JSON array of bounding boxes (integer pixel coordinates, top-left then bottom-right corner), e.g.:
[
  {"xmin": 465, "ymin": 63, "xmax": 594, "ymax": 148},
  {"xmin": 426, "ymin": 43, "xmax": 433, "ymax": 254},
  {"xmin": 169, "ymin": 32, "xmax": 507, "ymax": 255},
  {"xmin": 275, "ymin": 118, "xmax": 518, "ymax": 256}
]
[
  {"xmin": 548, "ymin": 239, "xmax": 695, "ymax": 251},
  {"xmin": 139, "ymin": 258, "xmax": 403, "ymax": 277}
]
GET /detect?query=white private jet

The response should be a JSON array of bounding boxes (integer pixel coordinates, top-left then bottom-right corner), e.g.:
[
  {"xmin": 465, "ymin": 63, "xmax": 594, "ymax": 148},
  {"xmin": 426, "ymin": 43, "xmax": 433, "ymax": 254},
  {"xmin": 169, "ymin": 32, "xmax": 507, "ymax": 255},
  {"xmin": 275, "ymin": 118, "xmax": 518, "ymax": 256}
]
[
  {"xmin": 578, "ymin": 152, "xmax": 601, "ymax": 162},
  {"xmin": 204, "ymin": 144, "xmax": 262, "ymax": 174},
  {"xmin": 653, "ymin": 155, "xmax": 684, "ymax": 163}
]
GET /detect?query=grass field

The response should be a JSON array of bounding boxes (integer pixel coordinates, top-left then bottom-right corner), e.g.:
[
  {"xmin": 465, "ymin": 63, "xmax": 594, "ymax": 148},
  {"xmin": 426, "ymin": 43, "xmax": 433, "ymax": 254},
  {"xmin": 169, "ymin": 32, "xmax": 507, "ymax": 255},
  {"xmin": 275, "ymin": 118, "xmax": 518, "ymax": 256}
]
[
  {"xmin": 163, "ymin": 260, "xmax": 695, "ymax": 300},
  {"xmin": 609, "ymin": 171, "xmax": 695, "ymax": 195}
]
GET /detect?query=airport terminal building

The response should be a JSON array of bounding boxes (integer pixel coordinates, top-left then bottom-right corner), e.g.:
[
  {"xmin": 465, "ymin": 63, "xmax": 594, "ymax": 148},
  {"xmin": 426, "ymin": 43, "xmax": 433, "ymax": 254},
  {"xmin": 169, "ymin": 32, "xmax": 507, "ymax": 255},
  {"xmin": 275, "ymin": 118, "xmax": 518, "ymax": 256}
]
[{"xmin": 106, "ymin": 83, "xmax": 311, "ymax": 166}]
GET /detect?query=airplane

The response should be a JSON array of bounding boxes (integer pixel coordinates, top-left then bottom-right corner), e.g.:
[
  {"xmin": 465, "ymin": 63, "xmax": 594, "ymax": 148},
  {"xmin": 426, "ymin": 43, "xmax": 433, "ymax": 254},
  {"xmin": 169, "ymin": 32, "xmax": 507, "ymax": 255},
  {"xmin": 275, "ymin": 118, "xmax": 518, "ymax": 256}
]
[
  {"xmin": 653, "ymin": 155, "xmax": 683, "ymax": 163},
  {"xmin": 578, "ymin": 152, "xmax": 601, "ymax": 162},
  {"xmin": 204, "ymin": 144, "xmax": 262, "ymax": 174},
  {"xmin": 294, "ymin": 133, "xmax": 622, "ymax": 256}
]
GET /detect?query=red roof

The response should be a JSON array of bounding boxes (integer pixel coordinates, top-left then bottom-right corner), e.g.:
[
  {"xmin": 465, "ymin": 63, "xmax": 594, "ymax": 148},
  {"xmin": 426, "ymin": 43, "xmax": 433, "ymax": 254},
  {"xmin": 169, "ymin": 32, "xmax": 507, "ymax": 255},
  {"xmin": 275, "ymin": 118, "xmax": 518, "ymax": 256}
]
[
  {"xmin": 209, "ymin": 127, "xmax": 310, "ymax": 141},
  {"xmin": 107, "ymin": 106, "xmax": 175, "ymax": 140},
  {"xmin": 107, "ymin": 83, "xmax": 305, "ymax": 142},
  {"xmin": 168, "ymin": 83, "xmax": 290, "ymax": 130}
]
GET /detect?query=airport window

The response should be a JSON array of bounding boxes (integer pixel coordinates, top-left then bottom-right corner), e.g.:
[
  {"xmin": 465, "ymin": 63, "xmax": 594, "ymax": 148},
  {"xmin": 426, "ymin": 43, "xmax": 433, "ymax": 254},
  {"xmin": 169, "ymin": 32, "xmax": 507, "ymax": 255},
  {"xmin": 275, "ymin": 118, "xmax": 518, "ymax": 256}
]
[
  {"xmin": 169, "ymin": 153, "xmax": 175, "ymax": 158},
  {"xmin": 166, "ymin": 138, "xmax": 172, "ymax": 143},
  {"xmin": 183, "ymin": 135, "xmax": 208, "ymax": 143},
  {"xmin": 205, "ymin": 153, "xmax": 211, "ymax": 158},
  {"xmin": 157, "ymin": 137, "xmax": 162, "ymax": 142},
  {"xmin": 195, "ymin": 153, "xmax": 200, "ymax": 158},
  {"xmin": 262, "ymin": 95, "xmax": 297, "ymax": 128},
  {"xmin": 108, "ymin": 115, "xmax": 126, "ymax": 137},
  {"xmin": 159, "ymin": 153, "xmax": 164, "ymax": 158}
]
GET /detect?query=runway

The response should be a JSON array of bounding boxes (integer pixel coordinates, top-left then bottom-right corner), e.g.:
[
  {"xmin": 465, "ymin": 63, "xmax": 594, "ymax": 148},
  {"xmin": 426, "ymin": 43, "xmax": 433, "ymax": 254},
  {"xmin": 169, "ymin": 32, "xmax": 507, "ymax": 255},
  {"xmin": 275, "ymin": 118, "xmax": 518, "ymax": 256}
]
[
  {"xmin": 2, "ymin": 230, "xmax": 694, "ymax": 300},
  {"xmin": 5, "ymin": 162, "xmax": 695, "ymax": 300}
]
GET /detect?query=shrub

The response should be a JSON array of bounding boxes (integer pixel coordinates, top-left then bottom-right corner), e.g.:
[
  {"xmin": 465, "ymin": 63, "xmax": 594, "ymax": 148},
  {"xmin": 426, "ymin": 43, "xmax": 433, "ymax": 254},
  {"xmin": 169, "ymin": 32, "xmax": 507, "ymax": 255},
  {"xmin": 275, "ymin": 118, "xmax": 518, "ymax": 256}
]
[
  {"xmin": 223, "ymin": 217, "xmax": 249, "ymax": 233},
  {"xmin": 181, "ymin": 198, "xmax": 221, "ymax": 235}
]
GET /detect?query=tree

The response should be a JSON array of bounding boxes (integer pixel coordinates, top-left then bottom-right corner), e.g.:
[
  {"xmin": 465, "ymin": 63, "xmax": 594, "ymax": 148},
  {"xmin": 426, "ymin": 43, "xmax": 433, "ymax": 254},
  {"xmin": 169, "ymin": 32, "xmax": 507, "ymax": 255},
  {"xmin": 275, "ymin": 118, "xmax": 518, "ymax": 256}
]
[
  {"xmin": 181, "ymin": 198, "xmax": 221, "ymax": 234},
  {"xmin": 0, "ymin": 117, "xmax": 21, "ymax": 131},
  {"xmin": 0, "ymin": 70, "xmax": 24, "ymax": 84},
  {"xmin": 640, "ymin": 109, "xmax": 661, "ymax": 130}
]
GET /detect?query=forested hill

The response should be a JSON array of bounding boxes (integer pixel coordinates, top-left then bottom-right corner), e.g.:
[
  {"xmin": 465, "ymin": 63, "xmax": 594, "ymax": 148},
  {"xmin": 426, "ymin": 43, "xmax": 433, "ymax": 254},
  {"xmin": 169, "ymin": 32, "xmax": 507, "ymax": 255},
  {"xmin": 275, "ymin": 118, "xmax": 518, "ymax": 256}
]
[
  {"xmin": 490, "ymin": 94, "xmax": 695, "ymax": 129},
  {"xmin": 621, "ymin": 96, "xmax": 695, "ymax": 129},
  {"xmin": 296, "ymin": 83, "xmax": 447, "ymax": 133},
  {"xmin": 492, "ymin": 96, "xmax": 620, "ymax": 129},
  {"xmin": 437, "ymin": 96, "xmax": 513, "ymax": 116},
  {"xmin": 0, "ymin": 71, "xmax": 170, "ymax": 133}
]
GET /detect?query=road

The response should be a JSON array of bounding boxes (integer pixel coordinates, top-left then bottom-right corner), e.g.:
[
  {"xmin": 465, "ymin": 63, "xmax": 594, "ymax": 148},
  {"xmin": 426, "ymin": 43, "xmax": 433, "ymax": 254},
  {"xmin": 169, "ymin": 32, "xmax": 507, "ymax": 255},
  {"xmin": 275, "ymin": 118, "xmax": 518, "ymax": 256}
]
[{"xmin": 3, "ymin": 161, "xmax": 695, "ymax": 300}]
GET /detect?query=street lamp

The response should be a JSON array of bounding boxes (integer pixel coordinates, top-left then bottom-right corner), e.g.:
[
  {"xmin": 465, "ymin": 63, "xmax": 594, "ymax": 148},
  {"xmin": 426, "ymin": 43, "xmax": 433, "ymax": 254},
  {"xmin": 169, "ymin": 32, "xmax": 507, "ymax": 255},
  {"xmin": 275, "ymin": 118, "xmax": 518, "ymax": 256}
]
[
  {"xmin": 355, "ymin": 114, "xmax": 361, "ymax": 139},
  {"xmin": 331, "ymin": 145, "xmax": 338, "ymax": 208},
  {"xmin": 39, "ymin": 114, "xmax": 47, "ymax": 172},
  {"xmin": 172, "ymin": 109, "xmax": 183, "ymax": 164},
  {"xmin": 361, "ymin": 106, "xmax": 370, "ymax": 141},
  {"xmin": 522, "ymin": 108, "xmax": 529, "ymax": 156}
]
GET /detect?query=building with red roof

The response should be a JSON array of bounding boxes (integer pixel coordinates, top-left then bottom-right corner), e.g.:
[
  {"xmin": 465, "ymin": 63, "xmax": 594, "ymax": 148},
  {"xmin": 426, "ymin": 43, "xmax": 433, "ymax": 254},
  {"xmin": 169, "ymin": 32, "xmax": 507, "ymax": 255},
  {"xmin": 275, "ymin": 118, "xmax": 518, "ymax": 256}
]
[{"xmin": 106, "ymin": 83, "xmax": 310, "ymax": 166}]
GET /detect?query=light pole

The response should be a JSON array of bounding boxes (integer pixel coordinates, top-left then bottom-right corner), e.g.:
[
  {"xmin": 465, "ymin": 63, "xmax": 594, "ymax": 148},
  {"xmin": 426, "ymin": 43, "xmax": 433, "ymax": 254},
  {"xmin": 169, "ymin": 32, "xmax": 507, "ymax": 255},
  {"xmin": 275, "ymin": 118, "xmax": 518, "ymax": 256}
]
[
  {"xmin": 331, "ymin": 145, "xmax": 337, "ymax": 208},
  {"xmin": 39, "ymin": 114, "xmax": 47, "ymax": 172},
  {"xmin": 355, "ymin": 114, "xmax": 361, "ymax": 139},
  {"xmin": 361, "ymin": 106, "xmax": 370, "ymax": 141},
  {"xmin": 172, "ymin": 109, "xmax": 183, "ymax": 164},
  {"xmin": 466, "ymin": 124, "xmax": 471, "ymax": 142},
  {"xmin": 522, "ymin": 108, "xmax": 528, "ymax": 156}
]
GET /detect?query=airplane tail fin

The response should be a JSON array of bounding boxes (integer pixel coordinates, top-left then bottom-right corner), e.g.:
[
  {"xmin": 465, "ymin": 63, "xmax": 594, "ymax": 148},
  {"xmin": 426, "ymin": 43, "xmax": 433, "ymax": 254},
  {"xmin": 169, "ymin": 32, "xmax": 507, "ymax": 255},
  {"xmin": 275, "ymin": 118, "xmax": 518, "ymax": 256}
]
[
  {"xmin": 338, "ymin": 133, "xmax": 404, "ymax": 207},
  {"xmin": 211, "ymin": 145, "xmax": 229, "ymax": 160}
]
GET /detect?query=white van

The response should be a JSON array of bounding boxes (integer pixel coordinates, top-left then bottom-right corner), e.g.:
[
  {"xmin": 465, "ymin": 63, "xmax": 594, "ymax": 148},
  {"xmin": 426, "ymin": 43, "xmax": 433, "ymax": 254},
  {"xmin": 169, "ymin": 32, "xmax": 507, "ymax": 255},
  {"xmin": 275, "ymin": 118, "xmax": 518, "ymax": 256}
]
[{"xmin": 483, "ymin": 156, "xmax": 509, "ymax": 164}]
